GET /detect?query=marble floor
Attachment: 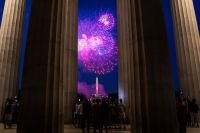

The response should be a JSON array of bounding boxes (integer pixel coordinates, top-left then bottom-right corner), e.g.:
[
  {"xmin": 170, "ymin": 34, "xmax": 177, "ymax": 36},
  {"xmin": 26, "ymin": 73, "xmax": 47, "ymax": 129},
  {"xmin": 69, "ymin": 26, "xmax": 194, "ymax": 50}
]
[{"xmin": 0, "ymin": 124, "xmax": 200, "ymax": 133}]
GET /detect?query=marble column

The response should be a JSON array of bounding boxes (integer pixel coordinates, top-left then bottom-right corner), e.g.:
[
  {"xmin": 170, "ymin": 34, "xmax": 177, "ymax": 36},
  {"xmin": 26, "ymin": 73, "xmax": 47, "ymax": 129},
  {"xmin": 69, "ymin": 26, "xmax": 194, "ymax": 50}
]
[
  {"xmin": 118, "ymin": 0, "xmax": 178, "ymax": 132},
  {"xmin": 63, "ymin": 0, "xmax": 78, "ymax": 124},
  {"xmin": 117, "ymin": 0, "xmax": 132, "ymax": 117},
  {"xmin": 0, "ymin": 0, "xmax": 25, "ymax": 119},
  {"xmin": 170, "ymin": 0, "xmax": 200, "ymax": 105},
  {"xmin": 17, "ymin": 0, "xmax": 76, "ymax": 133}
]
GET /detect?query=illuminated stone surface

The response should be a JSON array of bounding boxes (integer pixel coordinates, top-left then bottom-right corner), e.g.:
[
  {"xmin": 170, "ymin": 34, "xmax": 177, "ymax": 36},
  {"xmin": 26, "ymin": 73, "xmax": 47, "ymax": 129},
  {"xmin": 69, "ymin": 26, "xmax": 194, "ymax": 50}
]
[
  {"xmin": 170, "ymin": 0, "xmax": 200, "ymax": 107},
  {"xmin": 0, "ymin": 0, "xmax": 25, "ymax": 119},
  {"xmin": 63, "ymin": 0, "xmax": 78, "ymax": 124}
]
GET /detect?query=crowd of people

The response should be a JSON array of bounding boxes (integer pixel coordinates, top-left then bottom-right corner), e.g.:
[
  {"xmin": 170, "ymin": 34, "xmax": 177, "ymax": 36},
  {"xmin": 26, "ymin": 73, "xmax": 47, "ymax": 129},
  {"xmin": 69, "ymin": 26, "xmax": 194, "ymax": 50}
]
[
  {"xmin": 0, "ymin": 91, "xmax": 199, "ymax": 133},
  {"xmin": 1, "ymin": 96, "xmax": 19, "ymax": 129},
  {"xmin": 176, "ymin": 90, "xmax": 199, "ymax": 133},
  {"xmin": 73, "ymin": 97, "xmax": 127, "ymax": 133}
]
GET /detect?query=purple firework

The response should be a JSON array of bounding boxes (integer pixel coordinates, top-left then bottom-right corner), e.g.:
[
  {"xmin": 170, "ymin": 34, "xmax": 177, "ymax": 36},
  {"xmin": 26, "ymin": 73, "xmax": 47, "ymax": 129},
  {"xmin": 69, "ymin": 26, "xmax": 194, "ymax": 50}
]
[
  {"xmin": 98, "ymin": 13, "xmax": 115, "ymax": 30},
  {"xmin": 78, "ymin": 18, "xmax": 118, "ymax": 75}
]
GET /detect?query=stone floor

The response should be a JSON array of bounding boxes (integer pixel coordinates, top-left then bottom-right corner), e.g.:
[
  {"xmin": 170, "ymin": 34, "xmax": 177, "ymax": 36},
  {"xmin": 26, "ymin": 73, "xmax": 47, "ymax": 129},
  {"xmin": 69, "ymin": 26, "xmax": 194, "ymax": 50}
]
[
  {"xmin": 0, "ymin": 124, "xmax": 200, "ymax": 133},
  {"xmin": 0, "ymin": 124, "xmax": 131, "ymax": 133}
]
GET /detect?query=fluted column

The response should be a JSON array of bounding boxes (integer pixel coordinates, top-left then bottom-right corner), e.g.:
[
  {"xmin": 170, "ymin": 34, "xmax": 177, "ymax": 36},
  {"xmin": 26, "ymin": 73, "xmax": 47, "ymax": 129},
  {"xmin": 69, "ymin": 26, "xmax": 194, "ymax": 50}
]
[
  {"xmin": 118, "ymin": 0, "xmax": 178, "ymax": 132},
  {"xmin": 63, "ymin": 0, "xmax": 78, "ymax": 124},
  {"xmin": 118, "ymin": 0, "xmax": 146, "ymax": 131},
  {"xmin": 117, "ymin": 0, "xmax": 133, "ymax": 117},
  {"xmin": 0, "ymin": 0, "xmax": 25, "ymax": 119},
  {"xmin": 170, "ymin": 0, "xmax": 200, "ymax": 105},
  {"xmin": 17, "ymin": 0, "xmax": 76, "ymax": 133}
]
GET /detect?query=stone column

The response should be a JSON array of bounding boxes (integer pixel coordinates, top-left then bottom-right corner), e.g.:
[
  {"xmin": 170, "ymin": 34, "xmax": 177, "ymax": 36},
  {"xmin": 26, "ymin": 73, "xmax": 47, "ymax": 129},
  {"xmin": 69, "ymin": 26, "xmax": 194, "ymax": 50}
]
[
  {"xmin": 17, "ymin": 0, "xmax": 76, "ymax": 133},
  {"xmin": 170, "ymin": 0, "xmax": 200, "ymax": 105},
  {"xmin": 118, "ymin": 0, "xmax": 178, "ymax": 132},
  {"xmin": 117, "ymin": 0, "xmax": 133, "ymax": 117},
  {"xmin": 118, "ymin": 0, "xmax": 145, "ymax": 131},
  {"xmin": 0, "ymin": 0, "xmax": 25, "ymax": 119},
  {"xmin": 63, "ymin": 0, "xmax": 78, "ymax": 124},
  {"xmin": 139, "ymin": 0, "xmax": 178, "ymax": 131}
]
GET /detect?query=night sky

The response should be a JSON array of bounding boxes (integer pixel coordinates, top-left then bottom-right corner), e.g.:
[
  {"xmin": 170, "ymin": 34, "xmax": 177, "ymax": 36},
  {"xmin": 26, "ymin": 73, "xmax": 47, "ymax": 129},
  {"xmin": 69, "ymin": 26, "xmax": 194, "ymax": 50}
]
[
  {"xmin": 0, "ymin": 0, "xmax": 5, "ymax": 24},
  {"xmin": 162, "ymin": 0, "xmax": 180, "ymax": 91},
  {"xmin": 18, "ymin": 0, "xmax": 32, "ymax": 89},
  {"xmin": 78, "ymin": 0, "xmax": 118, "ymax": 96},
  {"xmin": 0, "ymin": 0, "xmax": 199, "ymax": 93},
  {"xmin": 193, "ymin": 0, "xmax": 200, "ymax": 32}
]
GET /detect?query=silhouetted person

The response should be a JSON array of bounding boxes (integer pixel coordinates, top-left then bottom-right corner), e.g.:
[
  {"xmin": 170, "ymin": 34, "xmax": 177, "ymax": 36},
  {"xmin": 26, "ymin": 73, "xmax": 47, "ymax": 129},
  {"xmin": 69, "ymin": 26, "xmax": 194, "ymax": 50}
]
[
  {"xmin": 4, "ymin": 99, "xmax": 13, "ymax": 129},
  {"xmin": 79, "ymin": 100, "xmax": 84, "ymax": 130},
  {"xmin": 119, "ymin": 99, "xmax": 126, "ymax": 129},
  {"xmin": 82, "ymin": 99, "xmax": 91, "ymax": 133},
  {"xmin": 109, "ymin": 100, "xmax": 117, "ymax": 129},
  {"xmin": 176, "ymin": 98, "xmax": 187, "ymax": 133},
  {"xmin": 93, "ymin": 99, "xmax": 102, "ymax": 132},
  {"xmin": 74, "ymin": 101, "xmax": 80, "ymax": 128},
  {"xmin": 11, "ymin": 96, "xmax": 18, "ymax": 124},
  {"xmin": 101, "ymin": 99, "xmax": 109, "ymax": 133},
  {"xmin": 180, "ymin": 89, "xmax": 184, "ymax": 101},
  {"xmin": 113, "ymin": 100, "xmax": 119, "ymax": 129},
  {"xmin": 187, "ymin": 96, "xmax": 192, "ymax": 127},
  {"xmin": 191, "ymin": 98, "xmax": 199, "ymax": 128}
]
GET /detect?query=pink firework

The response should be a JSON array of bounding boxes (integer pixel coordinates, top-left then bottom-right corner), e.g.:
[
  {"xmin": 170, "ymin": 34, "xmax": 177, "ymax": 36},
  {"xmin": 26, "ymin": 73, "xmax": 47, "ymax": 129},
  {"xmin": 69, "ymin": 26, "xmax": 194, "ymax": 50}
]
[
  {"xmin": 78, "ymin": 16, "xmax": 118, "ymax": 75},
  {"xmin": 98, "ymin": 13, "xmax": 115, "ymax": 30}
]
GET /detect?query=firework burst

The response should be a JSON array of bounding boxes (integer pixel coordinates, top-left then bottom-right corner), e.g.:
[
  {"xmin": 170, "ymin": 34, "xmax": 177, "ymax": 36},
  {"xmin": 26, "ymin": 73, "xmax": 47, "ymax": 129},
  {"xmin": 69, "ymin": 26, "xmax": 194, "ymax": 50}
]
[
  {"xmin": 98, "ymin": 13, "xmax": 115, "ymax": 30},
  {"xmin": 78, "ymin": 13, "xmax": 117, "ymax": 75}
]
